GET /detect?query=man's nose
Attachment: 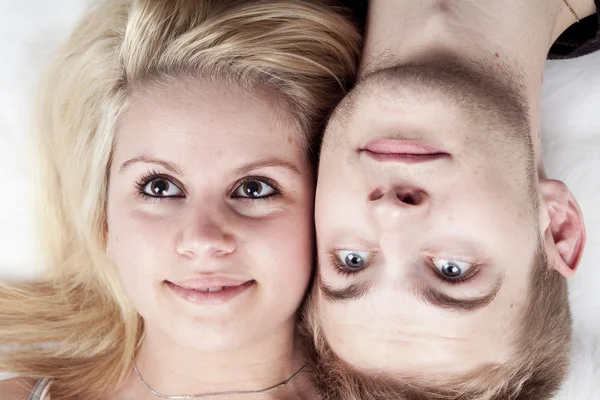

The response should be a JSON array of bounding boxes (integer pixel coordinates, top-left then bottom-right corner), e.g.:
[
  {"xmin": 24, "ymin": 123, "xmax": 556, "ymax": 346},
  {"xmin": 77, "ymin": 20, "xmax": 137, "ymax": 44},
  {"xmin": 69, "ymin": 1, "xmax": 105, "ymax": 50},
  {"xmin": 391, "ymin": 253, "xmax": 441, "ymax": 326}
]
[{"xmin": 368, "ymin": 185, "xmax": 430, "ymax": 229}]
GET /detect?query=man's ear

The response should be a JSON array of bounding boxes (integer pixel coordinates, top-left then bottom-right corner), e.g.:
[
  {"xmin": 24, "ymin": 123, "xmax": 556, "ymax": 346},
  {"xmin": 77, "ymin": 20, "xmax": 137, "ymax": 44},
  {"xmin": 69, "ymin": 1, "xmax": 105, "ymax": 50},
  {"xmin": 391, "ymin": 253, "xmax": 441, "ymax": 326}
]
[{"xmin": 539, "ymin": 179, "xmax": 586, "ymax": 278}]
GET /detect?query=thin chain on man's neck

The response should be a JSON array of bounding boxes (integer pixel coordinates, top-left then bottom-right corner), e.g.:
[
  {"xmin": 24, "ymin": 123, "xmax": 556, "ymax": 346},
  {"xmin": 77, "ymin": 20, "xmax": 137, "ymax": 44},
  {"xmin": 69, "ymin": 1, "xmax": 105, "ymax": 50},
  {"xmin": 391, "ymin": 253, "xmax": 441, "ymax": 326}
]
[{"xmin": 562, "ymin": 0, "xmax": 581, "ymax": 22}]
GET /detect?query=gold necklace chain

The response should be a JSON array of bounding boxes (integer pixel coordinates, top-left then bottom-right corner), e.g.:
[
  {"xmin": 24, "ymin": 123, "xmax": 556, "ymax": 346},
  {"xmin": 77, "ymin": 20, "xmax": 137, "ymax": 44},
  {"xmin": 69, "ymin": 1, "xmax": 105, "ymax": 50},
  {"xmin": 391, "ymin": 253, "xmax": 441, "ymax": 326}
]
[
  {"xmin": 562, "ymin": 0, "xmax": 581, "ymax": 22},
  {"xmin": 133, "ymin": 363, "xmax": 307, "ymax": 399}
]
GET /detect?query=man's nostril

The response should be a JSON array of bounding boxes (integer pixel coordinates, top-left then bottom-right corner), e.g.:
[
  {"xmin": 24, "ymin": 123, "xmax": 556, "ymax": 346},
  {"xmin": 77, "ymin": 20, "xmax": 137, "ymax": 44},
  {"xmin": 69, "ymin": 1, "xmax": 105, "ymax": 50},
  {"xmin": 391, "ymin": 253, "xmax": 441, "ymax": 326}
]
[
  {"xmin": 369, "ymin": 187, "xmax": 427, "ymax": 206},
  {"xmin": 397, "ymin": 193, "xmax": 416, "ymax": 205},
  {"xmin": 396, "ymin": 189, "xmax": 425, "ymax": 206},
  {"xmin": 369, "ymin": 188, "xmax": 385, "ymax": 201}
]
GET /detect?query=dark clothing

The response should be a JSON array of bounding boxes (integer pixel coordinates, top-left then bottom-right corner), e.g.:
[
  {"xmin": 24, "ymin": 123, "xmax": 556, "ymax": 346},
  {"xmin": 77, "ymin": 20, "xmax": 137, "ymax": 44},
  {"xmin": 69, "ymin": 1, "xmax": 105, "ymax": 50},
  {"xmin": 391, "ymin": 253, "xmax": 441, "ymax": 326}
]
[
  {"xmin": 549, "ymin": 0, "xmax": 600, "ymax": 59},
  {"xmin": 341, "ymin": 0, "xmax": 600, "ymax": 59}
]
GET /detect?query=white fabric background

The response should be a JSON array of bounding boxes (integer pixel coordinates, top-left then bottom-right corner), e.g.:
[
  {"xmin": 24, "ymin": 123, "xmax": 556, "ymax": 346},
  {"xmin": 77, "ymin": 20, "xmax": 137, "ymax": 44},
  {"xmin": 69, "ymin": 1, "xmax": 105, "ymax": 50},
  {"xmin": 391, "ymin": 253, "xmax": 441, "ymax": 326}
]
[{"xmin": 0, "ymin": 1, "xmax": 598, "ymax": 398}]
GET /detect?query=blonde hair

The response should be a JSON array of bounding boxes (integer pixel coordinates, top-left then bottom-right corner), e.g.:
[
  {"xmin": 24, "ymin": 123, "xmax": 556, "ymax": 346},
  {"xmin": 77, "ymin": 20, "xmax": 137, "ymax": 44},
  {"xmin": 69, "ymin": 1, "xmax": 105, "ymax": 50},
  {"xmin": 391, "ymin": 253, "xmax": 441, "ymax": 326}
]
[
  {"xmin": 0, "ymin": 0, "xmax": 360, "ymax": 398},
  {"xmin": 302, "ymin": 243, "xmax": 572, "ymax": 400}
]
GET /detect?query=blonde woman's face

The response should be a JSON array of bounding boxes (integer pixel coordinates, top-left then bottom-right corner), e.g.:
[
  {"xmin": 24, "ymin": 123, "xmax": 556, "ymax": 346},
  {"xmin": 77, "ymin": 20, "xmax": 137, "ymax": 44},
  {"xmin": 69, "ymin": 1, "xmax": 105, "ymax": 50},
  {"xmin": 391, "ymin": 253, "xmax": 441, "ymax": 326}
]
[{"xmin": 106, "ymin": 80, "xmax": 314, "ymax": 351}]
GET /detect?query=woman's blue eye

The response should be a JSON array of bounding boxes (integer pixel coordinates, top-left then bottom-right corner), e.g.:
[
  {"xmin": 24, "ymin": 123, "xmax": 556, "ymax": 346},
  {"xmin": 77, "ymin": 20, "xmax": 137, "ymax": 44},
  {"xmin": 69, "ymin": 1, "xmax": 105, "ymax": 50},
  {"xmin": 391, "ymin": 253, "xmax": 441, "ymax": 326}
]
[
  {"xmin": 432, "ymin": 259, "xmax": 473, "ymax": 279},
  {"xmin": 337, "ymin": 251, "xmax": 371, "ymax": 271},
  {"xmin": 143, "ymin": 178, "xmax": 183, "ymax": 197},
  {"xmin": 232, "ymin": 180, "xmax": 277, "ymax": 199}
]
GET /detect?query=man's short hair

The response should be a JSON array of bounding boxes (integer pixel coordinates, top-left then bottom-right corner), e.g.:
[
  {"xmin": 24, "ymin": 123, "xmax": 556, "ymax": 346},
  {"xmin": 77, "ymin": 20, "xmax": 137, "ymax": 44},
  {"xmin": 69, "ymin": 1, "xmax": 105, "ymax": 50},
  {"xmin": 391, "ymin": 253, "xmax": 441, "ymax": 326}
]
[{"xmin": 301, "ymin": 241, "xmax": 571, "ymax": 400}]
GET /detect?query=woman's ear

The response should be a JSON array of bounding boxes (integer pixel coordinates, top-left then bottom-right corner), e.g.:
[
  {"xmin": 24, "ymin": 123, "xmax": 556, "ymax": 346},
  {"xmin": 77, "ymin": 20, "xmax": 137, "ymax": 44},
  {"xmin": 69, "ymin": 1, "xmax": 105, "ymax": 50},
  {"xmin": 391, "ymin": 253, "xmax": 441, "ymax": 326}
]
[
  {"xmin": 539, "ymin": 179, "xmax": 586, "ymax": 278},
  {"xmin": 104, "ymin": 219, "xmax": 112, "ymax": 259}
]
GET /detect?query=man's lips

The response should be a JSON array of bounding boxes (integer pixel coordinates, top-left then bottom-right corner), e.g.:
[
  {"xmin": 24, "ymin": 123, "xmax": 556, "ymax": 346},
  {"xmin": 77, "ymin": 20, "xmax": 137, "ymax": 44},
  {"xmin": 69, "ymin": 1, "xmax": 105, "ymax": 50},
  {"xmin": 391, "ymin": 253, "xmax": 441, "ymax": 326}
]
[{"xmin": 361, "ymin": 139, "xmax": 449, "ymax": 163}]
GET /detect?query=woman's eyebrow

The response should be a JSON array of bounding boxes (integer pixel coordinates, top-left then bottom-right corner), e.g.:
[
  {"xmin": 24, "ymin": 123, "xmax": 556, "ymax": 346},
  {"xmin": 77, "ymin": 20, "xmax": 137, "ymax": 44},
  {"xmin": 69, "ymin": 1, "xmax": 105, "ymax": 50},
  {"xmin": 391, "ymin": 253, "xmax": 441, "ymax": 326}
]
[
  {"xmin": 119, "ymin": 156, "xmax": 302, "ymax": 178},
  {"xmin": 119, "ymin": 155, "xmax": 183, "ymax": 175},
  {"xmin": 227, "ymin": 159, "xmax": 303, "ymax": 178}
]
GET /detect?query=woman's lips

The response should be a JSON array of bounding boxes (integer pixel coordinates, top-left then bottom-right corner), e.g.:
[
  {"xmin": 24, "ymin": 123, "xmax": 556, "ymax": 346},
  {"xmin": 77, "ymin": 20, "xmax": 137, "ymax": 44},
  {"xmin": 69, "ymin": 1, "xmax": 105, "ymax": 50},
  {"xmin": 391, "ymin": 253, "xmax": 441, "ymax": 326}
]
[{"xmin": 166, "ymin": 280, "xmax": 254, "ymax": 305}]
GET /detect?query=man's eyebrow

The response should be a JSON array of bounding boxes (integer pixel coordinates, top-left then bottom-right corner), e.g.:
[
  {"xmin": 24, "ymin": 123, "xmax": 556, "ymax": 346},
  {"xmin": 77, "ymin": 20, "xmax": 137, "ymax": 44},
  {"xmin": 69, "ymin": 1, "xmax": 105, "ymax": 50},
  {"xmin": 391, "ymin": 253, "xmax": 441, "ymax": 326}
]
[
  {"xmin": 318, "ymin": 256, "xmax": 503, "ymax": 310},
  {"xmin": 413, "ymin": 278, "xmax": 503, "ymax": 313},
  {"xmin": 318, "ymin": 278, "xmax": 373, "ymax": 302},
  {"xmin": 120, "ymin": 155, "xmax": 183, "ymax": 175},
  {"xmin": 320, "ymin": 278, "xmax": 501, "ymax": 312}
]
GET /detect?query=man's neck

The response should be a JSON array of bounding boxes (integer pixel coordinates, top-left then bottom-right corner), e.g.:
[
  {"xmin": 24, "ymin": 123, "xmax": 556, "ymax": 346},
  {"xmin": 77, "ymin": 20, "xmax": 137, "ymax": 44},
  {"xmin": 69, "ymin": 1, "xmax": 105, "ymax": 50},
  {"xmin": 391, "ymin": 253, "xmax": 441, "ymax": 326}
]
[{"xmin": 361, "ymin": 0, "xmax": 596, "ymax": 174}]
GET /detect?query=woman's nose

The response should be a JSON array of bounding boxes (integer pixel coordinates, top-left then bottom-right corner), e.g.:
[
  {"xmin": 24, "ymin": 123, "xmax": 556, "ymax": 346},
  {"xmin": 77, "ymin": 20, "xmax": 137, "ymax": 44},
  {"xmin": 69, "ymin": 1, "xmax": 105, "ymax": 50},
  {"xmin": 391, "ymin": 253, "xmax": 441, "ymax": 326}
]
[{"xmin": 176, "ymin": 209, "xmax": 237, "ymax": 259}]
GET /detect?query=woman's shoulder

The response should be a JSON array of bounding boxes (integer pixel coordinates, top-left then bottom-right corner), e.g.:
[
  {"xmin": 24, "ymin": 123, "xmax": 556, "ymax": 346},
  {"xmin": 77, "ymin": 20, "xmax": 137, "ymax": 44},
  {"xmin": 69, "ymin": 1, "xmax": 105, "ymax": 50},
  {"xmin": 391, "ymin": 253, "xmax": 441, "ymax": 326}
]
[{"xmin": 0, "ymin": 377, "xmax": 38, "ymax": 399}]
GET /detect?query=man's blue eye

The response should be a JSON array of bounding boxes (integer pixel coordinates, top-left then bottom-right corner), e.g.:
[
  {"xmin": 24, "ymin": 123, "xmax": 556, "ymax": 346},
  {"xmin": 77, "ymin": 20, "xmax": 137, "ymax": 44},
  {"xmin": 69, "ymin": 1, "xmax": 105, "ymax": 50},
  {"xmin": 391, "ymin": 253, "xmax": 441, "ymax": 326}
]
[
  {"xmin": 337, "ymin": 251, "xmax": 371, "ymax": 271},
  {"xmin": 433, "ymin": 259, "xmax": 474, "ymax": 279}
]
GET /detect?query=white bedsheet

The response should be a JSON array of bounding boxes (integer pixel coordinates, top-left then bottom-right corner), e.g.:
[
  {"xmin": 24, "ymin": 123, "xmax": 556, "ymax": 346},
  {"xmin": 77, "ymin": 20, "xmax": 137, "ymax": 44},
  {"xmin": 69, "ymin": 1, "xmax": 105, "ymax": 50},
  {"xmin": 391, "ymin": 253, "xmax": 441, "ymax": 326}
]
[{"xmin": 0, "ymin": 1, "xmax": 598, "ymax": 397}]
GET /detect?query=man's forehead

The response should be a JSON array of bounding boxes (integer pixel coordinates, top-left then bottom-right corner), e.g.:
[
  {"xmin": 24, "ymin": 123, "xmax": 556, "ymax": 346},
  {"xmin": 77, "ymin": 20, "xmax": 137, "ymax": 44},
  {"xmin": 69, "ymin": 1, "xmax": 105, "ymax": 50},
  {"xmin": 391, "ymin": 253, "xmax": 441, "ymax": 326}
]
[{"xmin": 323, "ymin": 312, "xmax": 505, "ymax": 376}]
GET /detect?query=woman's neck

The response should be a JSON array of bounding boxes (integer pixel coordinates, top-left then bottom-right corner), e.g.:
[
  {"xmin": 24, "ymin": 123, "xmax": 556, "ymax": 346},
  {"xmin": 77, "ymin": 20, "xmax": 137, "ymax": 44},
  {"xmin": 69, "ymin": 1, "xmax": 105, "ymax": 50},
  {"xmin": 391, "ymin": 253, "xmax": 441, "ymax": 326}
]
[{"xmin": 114, "ymin": 320, "xmax": 313, "ymax": 400}]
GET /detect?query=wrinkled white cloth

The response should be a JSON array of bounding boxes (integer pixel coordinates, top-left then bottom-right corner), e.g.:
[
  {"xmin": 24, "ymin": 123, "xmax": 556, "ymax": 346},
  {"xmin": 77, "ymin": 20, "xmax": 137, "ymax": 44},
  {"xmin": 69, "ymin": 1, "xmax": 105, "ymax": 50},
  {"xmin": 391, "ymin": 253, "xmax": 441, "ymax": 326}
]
[
  {"xmin": 0, "ymin": 1, "xmax": 598, "ymax": 398},
  {"xmin": 541, "ymin": 52, "xmax": 600, "ymax": 400}
]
